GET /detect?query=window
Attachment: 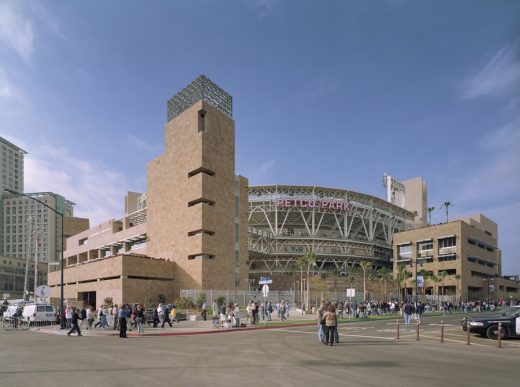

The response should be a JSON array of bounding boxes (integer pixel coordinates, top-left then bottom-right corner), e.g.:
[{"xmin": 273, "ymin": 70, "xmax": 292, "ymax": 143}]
[
  {"xmin": 398, "ymin": 244, "xmax": 412, "ymax": 259},
  {"xmin": 198, "ymin": 110, "xmax": 206, "ymax": 132},
  {"xmin": 439, "ymin": 237, "xmax": 456, "ymax": 248}
]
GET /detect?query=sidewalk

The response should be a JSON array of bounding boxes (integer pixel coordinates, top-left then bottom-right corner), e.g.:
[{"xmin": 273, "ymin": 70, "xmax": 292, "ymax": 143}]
[{"xmin": 34, "ymin": 310, "xmax": 317, "ymax": 337}]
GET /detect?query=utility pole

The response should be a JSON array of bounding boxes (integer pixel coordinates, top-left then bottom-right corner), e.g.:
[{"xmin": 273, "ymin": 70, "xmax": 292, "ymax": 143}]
[
  {"xmin": 33, "ymin": 227, "xmax": 40, "ymax": 297},
  {"xmin": 23, "ymin": 216, "xmax": 33, "ymax": 302}
]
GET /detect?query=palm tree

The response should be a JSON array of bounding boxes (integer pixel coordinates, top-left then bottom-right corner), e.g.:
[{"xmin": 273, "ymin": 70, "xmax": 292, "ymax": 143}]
[
  {"xmin": 395, "ymin": 265, "xmax": 408, "ymax": 302},
  {"xmin": 440, "ymin": 201, "xmax": 453, "ymax": 223},
  {"xmin": 358, "ymin": 261, "xmax": 373, "ymax": 302},
  {"xmin": 427, "ymin": 206, "xmax": 435, "ymax": 224},
  {"xmin": 438, "ymin": 271, "xmax": 448, "ymax": 302},
  {"xmin": 300, "ymin": 252, "xmax": 316, "ymax": 308},
  {"xmin": 377, "ymin": 267, "xmax": 392, "ymax": 301},
  {"xmin": 295, "ymin": 257, "xmax": 307, "ymax": 306},
  {"xmin": 454, "ymin": 274, "xmax": 461, "ymax": 302}
]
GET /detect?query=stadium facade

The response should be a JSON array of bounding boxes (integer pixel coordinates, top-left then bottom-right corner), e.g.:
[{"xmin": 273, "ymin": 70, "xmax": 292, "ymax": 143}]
[{"xmin": 248, "ymin": 185, "xmax": 414, "ymax": 277}]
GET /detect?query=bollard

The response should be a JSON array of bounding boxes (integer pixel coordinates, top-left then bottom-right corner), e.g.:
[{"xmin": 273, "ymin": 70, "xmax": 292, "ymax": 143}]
[
  {"xmin": 497, "ymin": 323, "xmax": 502, "ymax": 348},
  {"xmin": 440, "ymin": 320, "xmax": 444, "ymax": 343},
  {"xmin": 466, "ymin": 323, "xmax": 471, "ymax": 345},
  {"xmin": 416, "ymin": 321, "xmax": 420, "ymax": 341},
  {"xmin": 396, "ymin": 319, "xmax": 400, "ymax": 339}
]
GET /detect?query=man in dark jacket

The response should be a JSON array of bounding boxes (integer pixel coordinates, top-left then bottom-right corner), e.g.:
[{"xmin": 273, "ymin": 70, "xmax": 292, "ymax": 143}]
[
  {"xmin": 67, "ymin": 307, "xmax": 83, "ymax": 336},
  {"xmin": 118, "ymin": 305, "xmax": 128, "ymax": 338},
  {"xmin": 161, "ymin": 305, "xmax": 172, "ymax": 328}
]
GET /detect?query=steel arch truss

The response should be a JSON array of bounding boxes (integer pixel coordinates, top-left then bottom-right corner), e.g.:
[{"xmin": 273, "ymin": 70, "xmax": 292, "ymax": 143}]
[{"xmin": 247, "ymin": 185, "xmax": 413, "ymax": 274}]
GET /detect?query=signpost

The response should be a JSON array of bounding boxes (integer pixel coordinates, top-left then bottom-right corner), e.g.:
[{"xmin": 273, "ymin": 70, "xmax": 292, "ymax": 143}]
[{"xmin": 259, "ymin": 276, "xmax": 272, "ymax": 285}]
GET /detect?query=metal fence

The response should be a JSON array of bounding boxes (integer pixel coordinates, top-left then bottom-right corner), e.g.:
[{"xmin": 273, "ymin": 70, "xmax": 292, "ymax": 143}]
[{"xmin": 180, "ymin": 290, "xmax": 296, "ymax": 306}]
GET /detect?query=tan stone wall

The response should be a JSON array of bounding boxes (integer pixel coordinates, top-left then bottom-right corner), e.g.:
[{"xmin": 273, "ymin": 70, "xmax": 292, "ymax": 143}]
[
  {"xmin": 147, "ymin": 101, "xmax": 239, "ymax": 294},
  {"xmin": 48, "ymin": 255, "xmax": 175, "ymax": 308},
  {"xmin": 63, "ymin": 216, "xmax": 90, "ymax": 240}
]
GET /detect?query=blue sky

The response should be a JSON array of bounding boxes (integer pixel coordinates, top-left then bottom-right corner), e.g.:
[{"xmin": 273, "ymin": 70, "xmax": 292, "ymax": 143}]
[{"xmin": 1, "ymin": 0, "xmax": 519, "ymax": 273}]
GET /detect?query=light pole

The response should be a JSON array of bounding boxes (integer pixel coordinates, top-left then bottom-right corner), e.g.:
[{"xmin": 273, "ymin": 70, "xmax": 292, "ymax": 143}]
[{"xmin": 3, "ymin": 189, "xmax": 65, "ymax": 328}]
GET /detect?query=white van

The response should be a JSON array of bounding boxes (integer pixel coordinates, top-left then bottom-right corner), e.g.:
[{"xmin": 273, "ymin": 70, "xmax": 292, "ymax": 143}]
[
  {"xmin": 3, "ymin": 305, "xmax": 22, "ymax": 319},
  {"xmin": 22, "ymin": 304, "xmax": 57, "ymax": 323}
]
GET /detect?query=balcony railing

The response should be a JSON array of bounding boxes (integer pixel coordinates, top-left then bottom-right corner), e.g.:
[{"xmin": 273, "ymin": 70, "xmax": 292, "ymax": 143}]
[{"xmin": 439, "ymin": 246, "xmax": 456, "ymax": 255}]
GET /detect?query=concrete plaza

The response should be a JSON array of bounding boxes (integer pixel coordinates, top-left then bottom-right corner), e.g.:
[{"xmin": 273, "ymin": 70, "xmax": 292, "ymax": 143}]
[{"xmin": 0, "ymin": 313, "xmax": 518, "ymax": 387}]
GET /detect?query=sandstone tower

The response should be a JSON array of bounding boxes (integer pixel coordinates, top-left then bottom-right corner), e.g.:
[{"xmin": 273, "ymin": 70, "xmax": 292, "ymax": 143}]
[{"xmin": 147, "ymin": 76, "xmax": 248, "ymax": 292}]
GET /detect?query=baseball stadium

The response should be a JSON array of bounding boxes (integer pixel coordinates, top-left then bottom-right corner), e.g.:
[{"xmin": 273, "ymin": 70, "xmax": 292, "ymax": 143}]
[{"xmin": 247, "ymin": 185, "xmax": 415, "ymax": 282}]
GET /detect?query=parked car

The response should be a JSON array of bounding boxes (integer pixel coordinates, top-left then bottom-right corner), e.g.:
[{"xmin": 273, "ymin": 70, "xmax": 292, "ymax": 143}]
[
  {"xmin": 22, "ymin": 304, "xmax": 57, "ymax": 324},
  {"xmin": 461, "ymin": 305, "xmax": 520, "ymax": 339}
]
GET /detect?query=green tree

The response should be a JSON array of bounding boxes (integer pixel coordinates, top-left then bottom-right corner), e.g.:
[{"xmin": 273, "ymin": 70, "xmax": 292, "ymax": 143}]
[{"xmin": 103, "ymin": 297, "xmax": 114, "ymax": 307}]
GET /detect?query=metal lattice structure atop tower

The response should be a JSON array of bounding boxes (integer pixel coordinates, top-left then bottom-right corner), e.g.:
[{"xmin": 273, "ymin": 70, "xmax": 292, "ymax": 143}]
[{"xmin": 167, "ymin": 75, "xmax": 233, "ymax": 122}]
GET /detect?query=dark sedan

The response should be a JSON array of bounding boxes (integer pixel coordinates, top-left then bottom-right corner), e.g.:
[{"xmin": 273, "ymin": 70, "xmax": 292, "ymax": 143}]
[{"xmin": 461, "ymin": 305, "xmax": 520, "ymax": 339}]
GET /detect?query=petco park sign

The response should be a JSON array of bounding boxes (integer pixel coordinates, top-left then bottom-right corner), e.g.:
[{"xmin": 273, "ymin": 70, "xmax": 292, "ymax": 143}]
[{"xmin": 276, "ymin": 198, "xmax": 353, "ymax": 212}]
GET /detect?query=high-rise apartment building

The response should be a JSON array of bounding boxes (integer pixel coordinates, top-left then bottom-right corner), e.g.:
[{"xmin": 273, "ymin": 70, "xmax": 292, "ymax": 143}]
[
  {"xmin": 1, "ymin": 192, "xmax": 73, "ymax": 264},
  {"xmin": 0, "ymin": 136, "xmax": 90, "ymax": 286},
  {"xmin": 0, "ymin": 137, "xmax": 25, "ymax": 193}
]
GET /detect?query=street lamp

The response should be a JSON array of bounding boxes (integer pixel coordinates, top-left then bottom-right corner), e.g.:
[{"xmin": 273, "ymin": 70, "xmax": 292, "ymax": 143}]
[{"xmin": 3, "ymin": 189, "xmax": 65, "ymax": 328}]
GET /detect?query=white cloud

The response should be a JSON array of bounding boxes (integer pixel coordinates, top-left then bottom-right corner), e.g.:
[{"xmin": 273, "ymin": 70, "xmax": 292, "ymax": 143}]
[
  {"xmin": 248, "ymin": 0, "xmax": 277, "ymax": 19},
  {"xmin": 246, "ymin": 160, "xmax": 275, "ymax": 185},
  {"xmin": 0, "ymin": 1, "xmax": 34, "ymax": 64},
  {"xmin": 461, "ymin": 39, "xmax": 520, "ymax": 100},
  {"xmin": 304, "ymin": 74, "xmax": 340, "ymax": 98},
  {"xmin": 453, "ymin": 38, "xmax": 520, "ymax": 274},
  {"xmin": 126, "ymin": 134, "xmax": 161, "ymax": 153},
  {"xmin": 23, "ymin": 143, "xmax": 129, "ymax": 228},
  {"xmin": 0, "ymin": 67, "xmax": 13, "ymax": 98}
]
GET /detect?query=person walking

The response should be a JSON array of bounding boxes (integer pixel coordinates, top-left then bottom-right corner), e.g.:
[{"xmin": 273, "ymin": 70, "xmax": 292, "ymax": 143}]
[
  {"xmin": 118, "ymin": 305, "xmax": 128, "ymax": 338},
  {"xmin": 153, "ymin": 305, "xmax": 160, "ymax": 328},
  {"xmin": 201, "ymin": 301, "xmax": 207, "ymax": 321},
  {"xmin": 233, "ymin": 303, "xmax": 240, "ymax": 327},
  {"xmin": 317, "ymin": 301, "xmax": 327, "ymax": 343},
  {"xmin": 112, "ymin": 304, "xmax": 119, "ymax": 330},
  {"xmin": 86, "ymin": 306, "xmax": 93, "ymax": 329},
  {"xmin": 136, "ymin": 304, "xmax": 145, "ymax": 334},
  {"xmin": 323, "ymin": 304, "xmax": 338, "ymax": 346},
  {"xmin": 65, "ymin": 305, "xmax": 73, "ymax": 330},
  {"xmin": 67, "ymin": 307, "xmax": 83, "ymax": 337},
  {"xmin": 403, "ymin": 301, "xmax": 414, "ymax": 325},
  {"xmin": 161, "ymin": 304, "xmax": 172, "ymax": 328}
]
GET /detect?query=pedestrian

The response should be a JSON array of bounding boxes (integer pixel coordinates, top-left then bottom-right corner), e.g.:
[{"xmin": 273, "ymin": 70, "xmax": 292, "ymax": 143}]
[
  {"xmin": 201, "ymin": 301, "xmax": 207, "ymax": 321},
  {"xmin": 86, "ymin": 305, "xmax": 93, "ymax": 329},
  {"xmin": 212, "ymin": 300, "xmax": 218, "ymax": 318},
  {"xmin": 67, "ymin": 307, "xmax": 83, "ymax": 337},
  {"xmin": 65, "ymin": 305, "xmax": 72, "ymax": 330},
  {"xmin": 118, "ymin": 305, "xmax": 128, "ymax": 338},
  {"xmin": 161, "ymin": 304, "xmax": 172, "ymax": 328},
  {"xmin": 317, "ymin": 301, "xmax": 326, "ymax": 343},
  {"xmin": 403, "ymin": 301, "xmax": 414, "ymax": 325},
  {"xmin": 233, "ymin": 303, "xmax": 240, "ymax": 327},
  {"xmin": 112, "ymin": 304, "xmax": 119, "ymax": 330},
  {"xmin": 323, "ymin": 304, "xmax": 338, "ymax": 346},
  {"xmin": 136, "ymin": 304, "xmax": 145, "ymax": 334},
  {"xmin": 153, "ymin": 305, "xmax": 159, "ymax": 328},
  {"xmin": 280, "ymin": 300, "xmax": 286, "ymax": 321}
]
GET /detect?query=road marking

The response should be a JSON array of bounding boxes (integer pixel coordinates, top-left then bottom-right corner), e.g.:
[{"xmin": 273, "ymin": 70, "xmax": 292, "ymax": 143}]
[{"xmin": 270, "ymin": 329, "xmax": 395, "ymax": 340}]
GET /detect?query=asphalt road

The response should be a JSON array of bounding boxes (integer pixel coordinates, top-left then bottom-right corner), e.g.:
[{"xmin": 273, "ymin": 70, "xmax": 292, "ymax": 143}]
[{"xmin": 1, "ymin": 313, "xmax": 518, "ymax": 387}]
